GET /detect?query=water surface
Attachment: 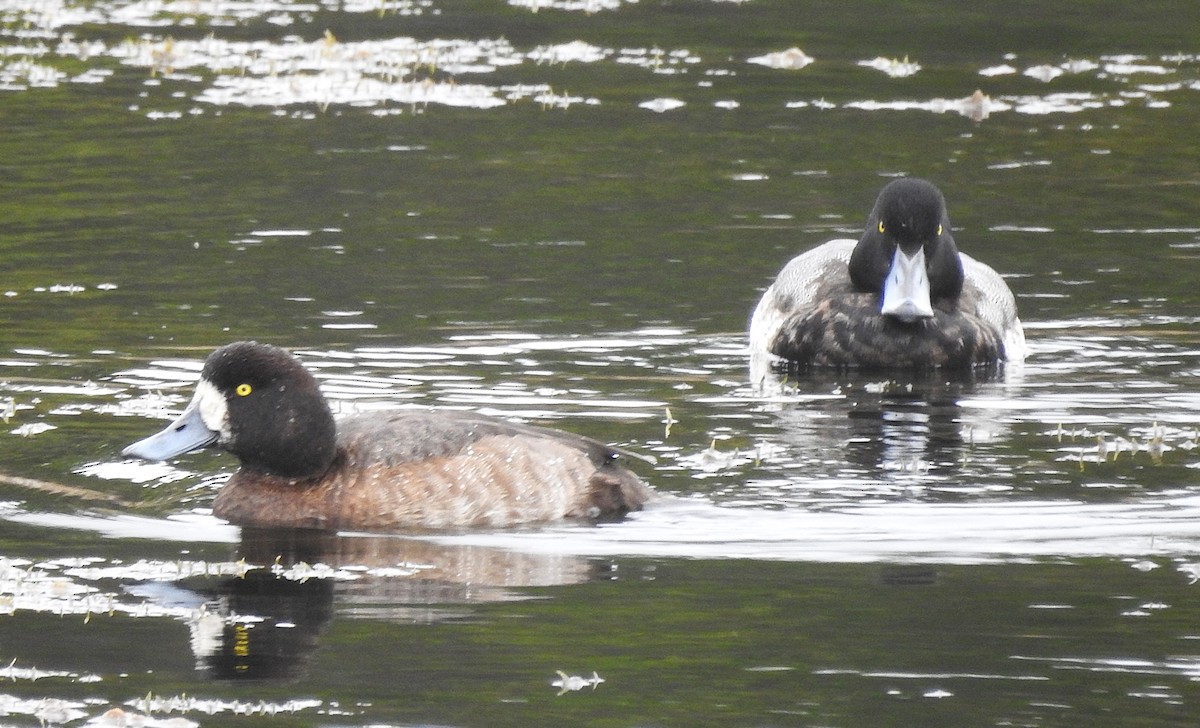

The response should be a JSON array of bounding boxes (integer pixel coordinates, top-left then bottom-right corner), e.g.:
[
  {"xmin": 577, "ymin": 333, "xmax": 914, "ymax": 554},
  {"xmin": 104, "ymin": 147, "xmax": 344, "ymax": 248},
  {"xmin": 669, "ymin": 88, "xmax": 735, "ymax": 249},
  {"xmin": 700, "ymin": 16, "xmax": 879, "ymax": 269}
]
[{"xmin": 3, "ymin": 1, "xmax": 1200, "ymax": 725}]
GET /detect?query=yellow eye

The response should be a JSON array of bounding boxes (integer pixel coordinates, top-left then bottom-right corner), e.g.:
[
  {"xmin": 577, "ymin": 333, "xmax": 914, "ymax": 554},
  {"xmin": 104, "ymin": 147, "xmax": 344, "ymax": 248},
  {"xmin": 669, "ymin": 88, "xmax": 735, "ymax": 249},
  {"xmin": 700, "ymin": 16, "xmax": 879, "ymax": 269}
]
[
  {"xmin": 236, "ymin": 383, "xmax": 252, "ymax": 397},
  {"xmin": 938, "ymin": 224, "xmax": 944, "ymax": 235},
  {"xmin": 877, "ymin": 221, "xmax": 885, "ymax": 233}
]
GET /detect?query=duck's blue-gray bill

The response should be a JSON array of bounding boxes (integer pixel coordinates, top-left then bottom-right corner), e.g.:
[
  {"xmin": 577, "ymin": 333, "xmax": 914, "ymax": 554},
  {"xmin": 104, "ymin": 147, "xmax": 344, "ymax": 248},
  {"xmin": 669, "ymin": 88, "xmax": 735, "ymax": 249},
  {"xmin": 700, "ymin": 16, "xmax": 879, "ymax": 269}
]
[{"xmin": 122, "ymin": 403, "xmax": 219, "ymax": 461}]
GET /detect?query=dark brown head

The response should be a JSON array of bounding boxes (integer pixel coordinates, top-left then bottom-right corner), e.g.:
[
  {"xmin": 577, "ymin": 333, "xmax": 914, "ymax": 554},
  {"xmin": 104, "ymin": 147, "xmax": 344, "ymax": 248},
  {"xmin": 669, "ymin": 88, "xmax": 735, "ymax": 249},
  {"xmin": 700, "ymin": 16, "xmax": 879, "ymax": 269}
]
[{"xmin": 123, "ymin": 341, "xmax": 338, "ymax": 479}]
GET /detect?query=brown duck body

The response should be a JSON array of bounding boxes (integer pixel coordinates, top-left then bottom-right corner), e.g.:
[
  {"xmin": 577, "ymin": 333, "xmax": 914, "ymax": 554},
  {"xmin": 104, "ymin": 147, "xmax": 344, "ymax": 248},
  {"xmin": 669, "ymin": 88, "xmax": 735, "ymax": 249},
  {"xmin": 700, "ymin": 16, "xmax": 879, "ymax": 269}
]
[
  {"xmin": 123, "ymin": 342, "xmax": 654, "ymax": 532},
  {"xmin": 214, "ymin": 410, "xmax": 654, "ymax": 530}
]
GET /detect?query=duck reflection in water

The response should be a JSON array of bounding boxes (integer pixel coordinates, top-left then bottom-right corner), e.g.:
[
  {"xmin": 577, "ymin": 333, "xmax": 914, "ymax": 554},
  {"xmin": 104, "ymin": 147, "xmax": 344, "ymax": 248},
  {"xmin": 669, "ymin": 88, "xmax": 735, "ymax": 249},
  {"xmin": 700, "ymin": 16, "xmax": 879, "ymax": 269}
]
[
  {"xmin": 761, "ymin": 368, "xmax": 1016, "ymax": 484},
  {"xmin": 173, "ymin": 527, "xmax": 600, "ymax": 680}
]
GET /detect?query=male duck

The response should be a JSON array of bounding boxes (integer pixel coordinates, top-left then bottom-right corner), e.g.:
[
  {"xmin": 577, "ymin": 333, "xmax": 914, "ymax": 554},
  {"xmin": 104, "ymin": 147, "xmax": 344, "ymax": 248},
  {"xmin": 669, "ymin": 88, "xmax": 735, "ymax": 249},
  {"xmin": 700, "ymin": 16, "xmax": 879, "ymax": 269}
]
[
  {"xmin": 749, "ymin": 178, "xmax": 1025, "ymax": 371},
  {"xmin": 123, "ymin": 341, "xmax": 654, "ymax": 530}
]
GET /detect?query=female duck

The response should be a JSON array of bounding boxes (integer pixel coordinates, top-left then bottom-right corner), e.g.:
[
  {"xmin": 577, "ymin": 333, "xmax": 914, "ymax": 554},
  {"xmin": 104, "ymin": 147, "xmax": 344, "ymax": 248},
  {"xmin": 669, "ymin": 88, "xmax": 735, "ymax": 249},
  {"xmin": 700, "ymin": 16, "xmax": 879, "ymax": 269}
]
[
  {"xmin": 123, "ymin": 341, "xmax": 654, "ymax": 531},
  {"xmin": 749, "ymin": 178, "xmax": 1025, "ymax": 371}
]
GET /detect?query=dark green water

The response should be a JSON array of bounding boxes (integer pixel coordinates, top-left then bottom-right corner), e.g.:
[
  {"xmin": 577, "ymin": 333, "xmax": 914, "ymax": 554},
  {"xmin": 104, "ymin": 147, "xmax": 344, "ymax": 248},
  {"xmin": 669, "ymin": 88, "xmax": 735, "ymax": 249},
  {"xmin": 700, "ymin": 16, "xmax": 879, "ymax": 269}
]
[{"xmin": 4, "ymin": 1, "xmax": 1200, "ymax": 725}]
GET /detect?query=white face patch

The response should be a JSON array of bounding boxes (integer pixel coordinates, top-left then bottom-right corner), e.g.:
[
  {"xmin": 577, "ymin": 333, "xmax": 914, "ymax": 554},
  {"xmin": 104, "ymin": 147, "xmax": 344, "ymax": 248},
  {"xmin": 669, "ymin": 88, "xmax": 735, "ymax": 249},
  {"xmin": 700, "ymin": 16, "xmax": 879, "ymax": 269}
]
[{"xmin": 192, "ymin": 379, "xmax": 232, "ymax": 442}]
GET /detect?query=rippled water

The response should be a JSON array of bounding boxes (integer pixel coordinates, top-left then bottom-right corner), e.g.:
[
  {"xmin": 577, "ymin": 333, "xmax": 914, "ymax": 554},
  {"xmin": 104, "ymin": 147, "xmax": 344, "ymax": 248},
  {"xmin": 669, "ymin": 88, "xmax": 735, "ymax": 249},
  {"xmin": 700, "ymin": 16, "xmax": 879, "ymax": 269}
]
[{"xmin": 4, "ymin": 0, "xmax": 1200, "ymax": 725}]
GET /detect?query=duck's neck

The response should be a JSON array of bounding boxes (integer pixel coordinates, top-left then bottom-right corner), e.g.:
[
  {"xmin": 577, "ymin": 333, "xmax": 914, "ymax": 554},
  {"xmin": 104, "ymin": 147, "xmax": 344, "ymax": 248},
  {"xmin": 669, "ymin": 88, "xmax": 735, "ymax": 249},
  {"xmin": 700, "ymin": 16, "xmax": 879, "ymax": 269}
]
[{"xmin": 228, "ymin": 396, "xmax": 339, "ymax": 479}]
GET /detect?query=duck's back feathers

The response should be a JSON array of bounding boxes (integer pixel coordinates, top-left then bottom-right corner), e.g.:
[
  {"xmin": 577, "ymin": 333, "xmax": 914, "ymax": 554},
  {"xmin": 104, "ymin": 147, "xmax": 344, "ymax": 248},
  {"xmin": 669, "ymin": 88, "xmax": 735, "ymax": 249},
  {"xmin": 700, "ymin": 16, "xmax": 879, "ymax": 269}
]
[{"xmin": 333, "ymin": 409, "xmax": 636, "ymax": 468}]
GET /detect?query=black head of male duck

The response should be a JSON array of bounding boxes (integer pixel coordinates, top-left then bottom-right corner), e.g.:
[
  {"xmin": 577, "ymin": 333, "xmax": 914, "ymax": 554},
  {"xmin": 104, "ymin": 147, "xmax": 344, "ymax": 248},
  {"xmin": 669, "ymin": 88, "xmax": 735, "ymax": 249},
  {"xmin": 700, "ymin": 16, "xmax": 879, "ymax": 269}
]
[
  {"xmin": 123, "ymin": 341, "xmax": 655, "ymax": 531},
  {"xmin": 749, "ymin": 178, "xmax": 1025, "ymax": 371},
  {"xmin": 848, "ymin": 178, "xmax": 963, "ymax": 321}
]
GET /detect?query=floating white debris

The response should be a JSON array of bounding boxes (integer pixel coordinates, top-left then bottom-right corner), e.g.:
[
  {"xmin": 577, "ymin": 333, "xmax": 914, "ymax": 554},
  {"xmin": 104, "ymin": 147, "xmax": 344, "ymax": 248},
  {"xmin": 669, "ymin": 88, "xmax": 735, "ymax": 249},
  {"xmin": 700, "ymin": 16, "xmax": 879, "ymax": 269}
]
[
  {"xmin": 638, "ymin": 97, "xmax": 685, "ymax": 113},
  {"xmin": 979, "ymin": 64, "xmax": 1017, "ymax": 76},
  {"xmin": 677, "ymin": 439, "xmax": 754, "ymax": 474},
  {"xmin": 747, "ymin": 47, "xmax": 813, "ymax": 70},
  {"xmin": 508, "ymin": 0, "xmax": 625, "ymax": 11},
  {"xmin": 987, "ymin": 161, "xmax": 1053, "ymax": 171},
  {"xmin": 71, "ymin": 68, "xmax": 113, "ymax": 84},
  {"xmin": 247, "ymin": 229, "xmax": 312, "ymax": 237},
  {"xmin": 0, "ymin": 660, "xmax": 93, "ymax": 682},
  {"xmin": 1024, "ymin": 64, "xmax": 1063, "ymax": 82},
  {"xmin": 531, "ymin": 91, "xmax": 599, "ymax": 109},
  {"xmin": 1140, "ymin": 82, "xmax": 1183, "ymax": 93},
  {"xmin": 614, "ymin": 46, "xmax": 701, "ymax": 73},
  {"xmin": 713, "ymin": 99, "xmax": 739, "ymax": 109},
  {"xmin": 857, "ymin": 56, "xmax": 921, "ymax": 78},
  {"xmin": 12, "ymin": 347, "xmax": 61, "ymax": 357},
  {"xmin": 11, "ymin": 422, "xmax": 56, "ymax": 437},
  {"xmin": 129, "ymin": 695, "xmax": 323, "ymax": 719},
  {"xmin": 1010, "ymin": 91, "xmax": 1104, "ymax": 114},
  {"xmin": 109, "ymin": 34, "xmax": 523, "ymax": 109},
  {"xmin": 1104, "ymin": 61, "xmax": 1173, "ymax": 76},
  {"xmin": 551, "ymin": 670, "xmax": 605, "ymax": 695},
  {"xmin": 842, "ymin": 90, "xmax": 1009, "ymax": 121},
  {"xmin": 1062, "ymin": 58, "xmax": 1099, "ymax": 74},
  {"xmin": 0, "ymin": 60, "xmax": 65, "ymax": 90},
  {"xmin": 951, "ymin": 89, "xmax": 1003, "ymax": 121},
  {"xmin": 528, "ymin": 40, "xmax": 607, "ymax": 65},
  {"xmin": 198, "ymin": 74, "xmax": 508, "ymax": 110}
]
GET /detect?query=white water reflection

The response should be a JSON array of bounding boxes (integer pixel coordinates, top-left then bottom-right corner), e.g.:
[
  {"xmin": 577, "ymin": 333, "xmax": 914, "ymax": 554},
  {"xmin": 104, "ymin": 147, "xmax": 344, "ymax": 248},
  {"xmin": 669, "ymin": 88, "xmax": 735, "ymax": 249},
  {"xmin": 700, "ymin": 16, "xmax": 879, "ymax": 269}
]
[
  {"xmin": 507, "ymin": 0, "xmax": 627, "ymax": 11},
  {"xmin": 427, "ymin": 493, "xmax": 1200, "ymax": 565},
  {"xmin": 12, "ymin": 490, "xmax": 1200, "ymax": 566},
  {"xmin": 4, "ymin": 2, "xmax": 1200, "ymax": 116},
  {"xmin": 843, "ymin": 90, "xmax": 1009, "ymax": 120}
]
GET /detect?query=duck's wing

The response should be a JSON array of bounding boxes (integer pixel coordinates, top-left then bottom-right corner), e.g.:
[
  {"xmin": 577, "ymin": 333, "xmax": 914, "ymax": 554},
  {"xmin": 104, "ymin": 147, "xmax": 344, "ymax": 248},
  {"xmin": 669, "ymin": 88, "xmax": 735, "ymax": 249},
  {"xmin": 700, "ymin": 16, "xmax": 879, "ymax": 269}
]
[
  {"xmin": 749, "ymin": 239, "xmax": 857, "ymax": 354},
  {"xmin": 336, "ymin": 409, "xmax": 652, "ymax": 467},
  {"xmin": 960, "ymin": 252, "xmax": 1026, "ymax": 362}
]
